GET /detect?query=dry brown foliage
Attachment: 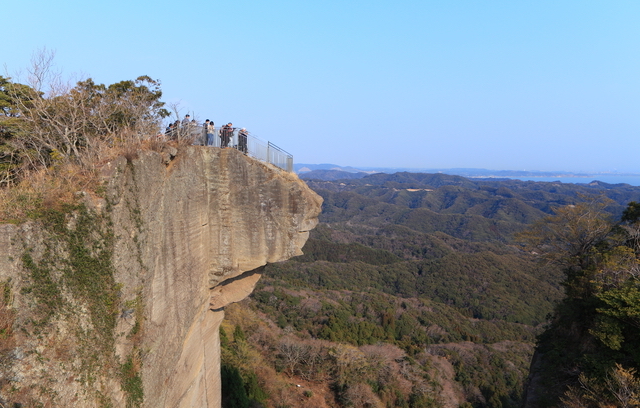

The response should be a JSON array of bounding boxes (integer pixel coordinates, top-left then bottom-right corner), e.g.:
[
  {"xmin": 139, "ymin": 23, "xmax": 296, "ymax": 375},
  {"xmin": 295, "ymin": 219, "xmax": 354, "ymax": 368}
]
[
  {"xmin": 560, "ymin": 365, "xmax": 640, "ymax": 408},
  {"xmin": 0, "ymin": 162, "xmax": 99, "ymax": 221},
  {"xmin": 2, "ymin": 49, "xmax": 172, "ymax": 201},
  {"xmin": 344, "ymin": 383, "xmax": 384, "ymax": 408}
]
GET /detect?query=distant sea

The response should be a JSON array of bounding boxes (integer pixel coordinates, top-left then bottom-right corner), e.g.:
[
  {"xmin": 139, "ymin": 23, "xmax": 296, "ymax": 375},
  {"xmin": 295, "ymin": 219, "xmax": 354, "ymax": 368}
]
[
  {"xmin": 295, "ymin": 164, "xmax": 640, "ymax": 187},
  {"xmin": 474, "ymin": 175, "xmax": 640, "ymax": 186}
]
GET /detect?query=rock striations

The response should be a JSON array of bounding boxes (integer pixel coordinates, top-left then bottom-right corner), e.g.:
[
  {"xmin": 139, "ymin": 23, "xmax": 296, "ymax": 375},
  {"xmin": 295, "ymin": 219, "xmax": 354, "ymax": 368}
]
[{"xmin": 0, "ymin": 146, "xmax": 322, "ymax": 407}]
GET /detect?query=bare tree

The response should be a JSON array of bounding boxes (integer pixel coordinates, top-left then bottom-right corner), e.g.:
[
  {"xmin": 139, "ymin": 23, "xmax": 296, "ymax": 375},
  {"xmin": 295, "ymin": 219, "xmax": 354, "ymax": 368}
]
[
  {"xmin": 26, "ymin": 47, "xmax": 60, "ymax": 94},
  {"xmin": 278, "ymin": 336, "xmax": 308, "ymax": 376},
  {"xmin": 561, "ymin": 365, "xmax": 640, "ymax": 408},
  {"xmin": 344, "ymin": 383, "xmax": 384, "ymax": 408},
  {"xmin": 4, "ymin": 51, "xmax": 169, "ymax": 183},
  {"xmin": 606, "ymin": 364, "xmax": 640, "ymax": 408},
  {"xmin": 516, "ymin": 196, "xmax": 614, "ymax": 270}
]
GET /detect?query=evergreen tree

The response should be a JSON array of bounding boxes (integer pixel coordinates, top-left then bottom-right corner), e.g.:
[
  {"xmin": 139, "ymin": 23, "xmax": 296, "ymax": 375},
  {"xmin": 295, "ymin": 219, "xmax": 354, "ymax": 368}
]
[
  {"xmin": 522, "ymin": 200, "xmax": 640, "ymax": 406},
  {"xmin": 221, "ymin": 364, "xmax": 249, "ymax": 408}
]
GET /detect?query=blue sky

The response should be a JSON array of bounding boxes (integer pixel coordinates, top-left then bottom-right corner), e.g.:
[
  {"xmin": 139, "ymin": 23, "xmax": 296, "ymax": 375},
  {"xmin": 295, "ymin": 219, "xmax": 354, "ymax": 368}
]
[{"xmin": 3, "ymin": 0, "xmax": 639, "ymax": 173}]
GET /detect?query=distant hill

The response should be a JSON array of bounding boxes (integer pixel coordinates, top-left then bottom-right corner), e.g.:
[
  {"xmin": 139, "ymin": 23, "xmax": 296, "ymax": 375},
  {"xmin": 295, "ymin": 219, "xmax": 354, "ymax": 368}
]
[
  {"xmin": 299, "ymin": 169, "xmax": 370, "ymax": 181},
  {"xmin": 295, "ymin": 163, "xmax": 640, "ymax": 185},
  {"xmin": 295, "ymin": 163, "xmax": 370, "ymax": 173}
]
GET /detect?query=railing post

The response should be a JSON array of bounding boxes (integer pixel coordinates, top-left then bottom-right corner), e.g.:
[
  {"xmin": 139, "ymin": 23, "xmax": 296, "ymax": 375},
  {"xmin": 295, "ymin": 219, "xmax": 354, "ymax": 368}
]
[{"xmin": 267, "ymin": 143, "xmax": 271, "ymax": 165}]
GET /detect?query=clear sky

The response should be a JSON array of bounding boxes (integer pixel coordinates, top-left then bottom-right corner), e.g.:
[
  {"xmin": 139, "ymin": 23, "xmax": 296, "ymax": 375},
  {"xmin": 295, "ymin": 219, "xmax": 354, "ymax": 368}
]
[{"xmin": 3, "ymin": 0, "xmax": 639, "ymax": 173}]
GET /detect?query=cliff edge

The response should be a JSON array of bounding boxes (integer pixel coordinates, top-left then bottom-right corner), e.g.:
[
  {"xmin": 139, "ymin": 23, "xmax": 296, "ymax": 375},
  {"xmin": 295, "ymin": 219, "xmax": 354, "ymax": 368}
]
[{"xmin": 0, "ymin": 146, "xmax": 322, "ymax": 407}]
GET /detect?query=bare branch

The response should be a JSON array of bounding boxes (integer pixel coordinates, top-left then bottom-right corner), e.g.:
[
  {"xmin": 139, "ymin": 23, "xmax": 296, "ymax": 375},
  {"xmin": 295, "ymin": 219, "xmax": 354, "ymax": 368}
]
[{"xmin": 27, "ymin": 48, "xmax": 60, "ymax": 95}]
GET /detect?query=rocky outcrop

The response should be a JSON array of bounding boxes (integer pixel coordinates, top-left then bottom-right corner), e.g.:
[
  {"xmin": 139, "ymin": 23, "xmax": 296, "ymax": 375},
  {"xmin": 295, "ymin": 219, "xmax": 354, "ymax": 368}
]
[{"xmin": 0, "ymin": 146, "xmax": 322, "ymax": 407}]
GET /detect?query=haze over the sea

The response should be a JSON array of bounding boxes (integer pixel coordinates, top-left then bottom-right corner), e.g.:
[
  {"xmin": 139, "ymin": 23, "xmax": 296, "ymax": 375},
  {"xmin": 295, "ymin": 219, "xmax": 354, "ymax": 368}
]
[{"xmin": 297, "ymin": 163, "xmax": 640, "ymax": 186}]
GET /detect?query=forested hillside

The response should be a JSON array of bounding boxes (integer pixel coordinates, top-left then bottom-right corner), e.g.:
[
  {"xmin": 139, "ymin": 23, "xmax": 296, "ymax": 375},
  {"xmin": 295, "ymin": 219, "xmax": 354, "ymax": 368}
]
[
  {"xmin": 521, "ymin": 200, "xmax": 640, "ymax": 407},
  {"xmin": 222, "ymin": 172, "xmax": 640, "ymax": 408}
]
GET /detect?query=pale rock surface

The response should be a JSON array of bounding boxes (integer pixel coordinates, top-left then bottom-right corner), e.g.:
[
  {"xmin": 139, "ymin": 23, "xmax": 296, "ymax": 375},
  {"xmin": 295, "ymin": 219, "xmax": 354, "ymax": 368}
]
[{"xmin": 0, "ymin": 146, "xmax": 322, "ymax": 407}]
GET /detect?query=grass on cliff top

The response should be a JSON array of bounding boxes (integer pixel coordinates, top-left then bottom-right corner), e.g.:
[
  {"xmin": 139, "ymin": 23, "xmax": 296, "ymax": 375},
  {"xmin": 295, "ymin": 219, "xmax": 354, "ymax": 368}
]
[
  {"xmin": 0, "ymin": 138, "xmax": 190, "ymax": 223},
  {"xmin": 0, "ymin": 162, "xmax": 99, "ymax": 222}
]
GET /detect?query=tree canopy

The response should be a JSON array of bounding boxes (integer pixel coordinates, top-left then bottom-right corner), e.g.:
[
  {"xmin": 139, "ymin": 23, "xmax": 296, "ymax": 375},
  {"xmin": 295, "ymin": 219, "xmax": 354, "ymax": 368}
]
[
  {"xmin": 521, "ymin": 199, "xmax": 640, "ymax": 406},
  {"xmin": 0, "ymin": 70, "xmax": 169, "ymax": 186}
]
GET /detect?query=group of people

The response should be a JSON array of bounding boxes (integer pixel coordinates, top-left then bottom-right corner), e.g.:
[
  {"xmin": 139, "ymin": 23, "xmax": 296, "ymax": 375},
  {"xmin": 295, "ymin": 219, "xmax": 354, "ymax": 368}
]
[
  {"xmin": 163, "ymin": 115, "xmax": 249, "ymax": 154},
  {"xmin": 203, "ymin": 119, "xmax": 249, "ymax": 154},
  {"xmin": 164, "ymin": 114, "xmax": 199, "ymax": 140}
]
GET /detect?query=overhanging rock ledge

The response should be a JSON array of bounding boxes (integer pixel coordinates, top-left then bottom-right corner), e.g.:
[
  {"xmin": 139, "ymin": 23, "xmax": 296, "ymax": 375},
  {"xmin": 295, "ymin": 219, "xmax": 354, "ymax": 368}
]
[{"xmin": 0, "ymin": 146, "xmax": 322, "ymax": 408}]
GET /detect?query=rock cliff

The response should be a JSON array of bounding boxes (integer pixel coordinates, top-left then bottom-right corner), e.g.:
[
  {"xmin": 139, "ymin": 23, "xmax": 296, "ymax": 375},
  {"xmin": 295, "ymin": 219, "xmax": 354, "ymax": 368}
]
[{"xmin": 0, "ymin": 146, "xmax": 322, "ymax": 407}]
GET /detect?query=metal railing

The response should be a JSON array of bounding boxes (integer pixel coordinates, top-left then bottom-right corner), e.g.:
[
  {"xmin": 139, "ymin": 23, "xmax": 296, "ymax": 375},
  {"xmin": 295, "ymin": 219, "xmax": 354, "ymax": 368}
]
[
  {"xmin": 267, "ymin": 142, "xmax": 294, "ymax": 173},
  {"xmin": 165, "ymin": 124, "xmax": 293, "ymax": 172}
]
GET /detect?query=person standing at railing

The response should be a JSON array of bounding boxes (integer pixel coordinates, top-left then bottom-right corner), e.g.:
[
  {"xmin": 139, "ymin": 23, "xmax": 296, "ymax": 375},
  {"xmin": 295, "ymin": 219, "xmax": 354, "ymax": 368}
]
[
  {"xmin": 220, "ymin": 123, "xmax": 234, "ymax": 148},
  {"xmin": 229, "ymin": 123, "xmax": 236, "ymax": 147},
  {"xmin": 203, "ymin": 120, "xmax": 210, "ymax": 146},
  {"xmin": 206, "ymin": 121, "xmax": 216, "ymax": 146},
  {"xmin": 189, "ymin": 119, "xmax": 201, "ymax": 144},
  {"xmin": 172, "ymin": 120, "xmax": 181, "ymax": 140},
  {"xmin": 238, "ymin": 128, "xmax": 248, "ymax": 154},
  {"xmin": 165, "ymin": 123, "xmax": 175, "ymax": 139}
]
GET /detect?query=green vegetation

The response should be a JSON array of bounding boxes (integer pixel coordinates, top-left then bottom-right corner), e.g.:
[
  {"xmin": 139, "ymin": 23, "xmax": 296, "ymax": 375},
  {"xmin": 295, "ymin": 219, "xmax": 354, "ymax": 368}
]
[
  {"xmin": 7, "ymin": 202, "xmax": 138, "ymax": 406},
  {"xmin": 264, "ymin": 248, "xmax": 559, "ymax": 325},
  {"xmin": 21, "ymin": 205, "xmax": 118, "ymax": 351},
  {"xmin": 221, "ymin": 324, "xmax": 269, "ymax": 408},
  {"xmin": 221, "ymin": 364, "xmax": 250, "ymax": 408},
  {"xmin": 0, "ymin": 280, "xmax": 15, "ymax": 399},
  {"xmin": 120, "ymin": 352, "xmax": 144, "ymax": 408},
  {"xmin": 20, "ymin": 250, "xmax": 64, "ymax": 323},
  {"xmin": 520, "ymin": 200, "xmax": 640, "ymax": 406},
  {"xmin": 247, "ymin": 281, "xmax": 535, "ymax": 406},
  {"xmin": 222, "ymin": 302, "xmax": 444, "ymax": 408},
  {"xmin": 220, "ymin": 174, "xmax": 640, "ymax": 407}
]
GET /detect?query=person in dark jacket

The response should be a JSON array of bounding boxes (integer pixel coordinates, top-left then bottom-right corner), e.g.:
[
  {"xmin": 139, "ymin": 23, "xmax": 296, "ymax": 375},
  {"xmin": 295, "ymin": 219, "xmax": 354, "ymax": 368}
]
[
  {"xmin": 238, "ymin": 128, "xmax": 248, "ymax": 154},
  {"xmin": 165, "ymin": 123, "xmax": 175, "ymax": 140},
  {"xmin": 220, "ymin": 123, "xmax": 234, "ymax": 148}
]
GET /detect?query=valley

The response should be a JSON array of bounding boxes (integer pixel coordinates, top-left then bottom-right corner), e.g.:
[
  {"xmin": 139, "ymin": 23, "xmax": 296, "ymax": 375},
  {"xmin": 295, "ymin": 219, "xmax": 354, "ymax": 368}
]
[{"xmin": 223, "ymin": 171, "xmax": 640, "ymax": 407}]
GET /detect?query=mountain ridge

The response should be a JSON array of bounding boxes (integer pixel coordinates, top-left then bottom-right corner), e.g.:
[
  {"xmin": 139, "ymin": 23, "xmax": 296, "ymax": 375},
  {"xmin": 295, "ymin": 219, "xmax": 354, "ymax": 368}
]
[{"xmin": 296, "ymin": 164, "xmax": 640, "ymax": 186}]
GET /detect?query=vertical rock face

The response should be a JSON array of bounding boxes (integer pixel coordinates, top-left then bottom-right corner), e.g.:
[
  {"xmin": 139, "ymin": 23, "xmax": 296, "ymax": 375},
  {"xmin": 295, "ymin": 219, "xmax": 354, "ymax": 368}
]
[{"xmin": 0, "ymin": 147, "xmax": 322, "ymax": 408}]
